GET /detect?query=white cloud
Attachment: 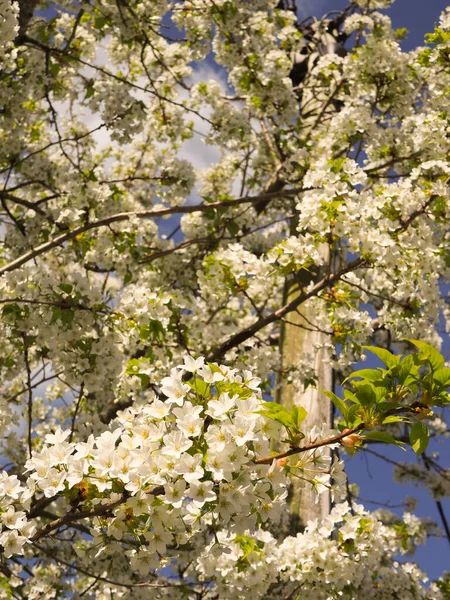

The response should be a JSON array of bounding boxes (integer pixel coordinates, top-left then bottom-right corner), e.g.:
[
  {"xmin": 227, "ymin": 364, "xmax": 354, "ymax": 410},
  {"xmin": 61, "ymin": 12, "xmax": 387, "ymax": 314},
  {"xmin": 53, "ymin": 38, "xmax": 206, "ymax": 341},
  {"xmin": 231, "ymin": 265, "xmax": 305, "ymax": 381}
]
[
  {"xmin": 178, "ymin": 62, "xmax": 228, "ymax": 169},
  {"xmin": 177, "ymin": 61, "xmax": 230, "ymax": 202},
  {"xmin": 54, "ymin": 45, "xmax": 239, "ymax": 200}
]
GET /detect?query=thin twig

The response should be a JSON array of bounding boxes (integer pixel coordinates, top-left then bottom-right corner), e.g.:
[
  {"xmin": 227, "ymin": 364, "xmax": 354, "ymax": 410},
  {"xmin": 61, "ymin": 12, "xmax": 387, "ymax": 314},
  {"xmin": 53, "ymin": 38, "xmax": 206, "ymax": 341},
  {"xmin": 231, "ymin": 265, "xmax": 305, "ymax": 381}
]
[
  {"xmin": 22, "ymin": 336, "xmax": 33, "ymax": 458},
  {"xmin": 423, "ymin": 453, "xmax": 450, "ymax": 548},
  {"xmin": 69, "ymin": 383, "xmax": 84, "ymax": 444},
  {"xmin": 254, "ymin": 424, "xmax": 365, "ymax": 465}
]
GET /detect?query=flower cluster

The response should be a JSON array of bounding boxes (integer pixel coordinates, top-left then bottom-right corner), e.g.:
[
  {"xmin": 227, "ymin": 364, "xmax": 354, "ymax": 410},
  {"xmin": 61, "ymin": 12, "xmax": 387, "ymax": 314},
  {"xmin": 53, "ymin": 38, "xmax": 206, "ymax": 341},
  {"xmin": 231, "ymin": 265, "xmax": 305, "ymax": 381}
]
[
  {"xmin": 196, "ymin": 502, "xmax": 443, "ymax": 600},
  {"xmin": 0, "ymin": 0, "xmax": 18, "ymax": 58},
  {"xmin": 22, "ymin": 359, "xmax": 293, "ymax": 570},
  {"xmin": 0, "ymin": 472, "xmax": 35, "ymax": 558}
]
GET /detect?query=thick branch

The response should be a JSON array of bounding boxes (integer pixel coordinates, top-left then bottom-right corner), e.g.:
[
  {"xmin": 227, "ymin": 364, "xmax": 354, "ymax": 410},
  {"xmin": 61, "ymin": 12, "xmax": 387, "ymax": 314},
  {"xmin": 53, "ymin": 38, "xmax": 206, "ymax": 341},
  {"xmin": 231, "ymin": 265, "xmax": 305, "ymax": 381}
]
[
  {"xmin": 207, "ymin": 256, "xmax": 366, "ymax": 362},
  {"xmin": 15, "ymin": 0, "xmax": 40, "ymax": 43},
  {"xmin": 0, "ymin": 188, "xmax": 303, "ymax": 277},
  {"xmin": 22, "ymin": 338, "xmax": 33, "ymax": 459},
  {"xmin": 30, "ymin": 485, "xmax": 164, "ymax": 544}
]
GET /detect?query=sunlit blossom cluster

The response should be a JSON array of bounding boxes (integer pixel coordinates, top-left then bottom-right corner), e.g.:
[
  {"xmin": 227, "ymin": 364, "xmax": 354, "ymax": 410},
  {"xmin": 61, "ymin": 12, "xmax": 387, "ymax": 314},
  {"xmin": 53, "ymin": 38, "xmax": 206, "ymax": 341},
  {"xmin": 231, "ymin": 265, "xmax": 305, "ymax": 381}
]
[{"xmin": 0, "ymin": 0, "xmax": 18, "ymax": 58}]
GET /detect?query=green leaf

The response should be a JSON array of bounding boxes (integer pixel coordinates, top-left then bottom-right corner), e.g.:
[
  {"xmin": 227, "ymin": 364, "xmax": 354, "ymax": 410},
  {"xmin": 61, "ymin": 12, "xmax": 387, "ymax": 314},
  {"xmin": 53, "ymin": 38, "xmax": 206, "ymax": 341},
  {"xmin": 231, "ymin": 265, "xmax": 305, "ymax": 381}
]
[
  {"xmin": 404, "ymin": 339, "xmax": 445, "ymax": 371},
  {"xmin": 344, "ymin": 369, "xmax": 383, "ymax": 383},
  {"xmin": 344, "ymin": 389, "xmax": 360, "ymax": 404},
  {"xmin": 373, "ymin": 385, "xmax": 387, "ymax": 403},
  {"xmin": 218, "ymin": 381, "xmax": 252, "ymax": 399},
  {"xmin": 137, "ymin": 373, "xmax": 150, "ymax": 390},
  {"xmin": 320, "ymin": 390, "xmax": 349, "ymax": 422},
  {"xmin": 59, "ymin": 283, "xmax": 73, "ymax": 295},
  {"xmin": 2, "ymin": 303, "xmax": 22, "ymax": 323},
  {"xmin": 397, "ymin": 354, "xmax": 420, "ymax": 386},
  {"xmin": 432, "ymin": 367, "xmax": 450, "ymax": 388},
  {"xmin": 399, "ymin": 353, "xmax": 415, "ymax": 369},
  {"xmin": 257, "ymin": 402, "xmax": 297, "ymax": 430},
  {"xmin": 49, "ymin": 62, "xmax": 61, "ymax": 77},
  {"xmin": 422, "ymin": 371, "xmax": 434, "ymax": 393},
  {"xmin": 94, "ymin": 15, "xmax": 107, "ymax": 29},
  {"xmin": 364, "ymin": 431, "xmax": 406, "ymax": 449},
  {"xmin": 84, "ymin": 85, "xmax": 95, "ymax": 100},
  {"xmin": 258, "ymin": 401, "xmax": 283, "ymax": 414},
  {"xmin": 409, "ymin": 422, "xmax": 430, "ymax": 456},
  {"xmin": 355, "ymin": 384, "xmax": 376, "ymax": 407},
  {"xmin": 346, "ymin": 404, "xmax": 361, "ymax": 427},
  {"xmin": 382, "ymin": 415, "xmax": 410, "ymax": 424},
  {"xmin": 60, "ymin": 309, "xmax": 74, "ymax": 326},
  {"xmin": 234, "ymin": 534, "xmax": 257, "ymax": 561},
  {"xmin": 401, "ymin": 374, "xmax": 420, "ymax": 389},
  {"xmin": 436, "ymin": 391, "xmax": 450, "ymax": 406},
  {"xmin": 187, "ymin": 376, "xmax": 210, "ymax": 398},
  {"xmin": 363, "ymin": 346, "xmax": 399, "ymax": 369},
  {"xmin": 226, "ymin": 221, "xmax": 239, "ymax": 236},
  {"xmin": 292, "ymin": 406, "xmax": 308, "ymax": 428},
  {"xmin": 377, "ymin": 401, "xmax": 402, "ymax": 413}
]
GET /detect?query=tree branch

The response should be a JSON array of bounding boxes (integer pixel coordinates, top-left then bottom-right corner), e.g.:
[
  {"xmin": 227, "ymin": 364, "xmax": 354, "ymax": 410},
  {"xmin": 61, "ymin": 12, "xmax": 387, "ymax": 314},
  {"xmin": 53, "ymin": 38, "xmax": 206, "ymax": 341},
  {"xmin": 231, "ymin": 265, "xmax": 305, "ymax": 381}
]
[
  {"xmin": 207, "ymin": 256, "xmax": 366, "ymax": 362},
  {"xmin": 0, "ymin": 188, "xmax": 303, "ymax": 277},
  {"xmin": 30, "ymin": 486, "xmax": 164, "ymax": 544},
  {"xmin": 254, "ymin": 424, "xmax": 365, "ymax": 465},
  {"xmin": 22, "ymin": 336, "xmax": 33, "ymax": 459}
]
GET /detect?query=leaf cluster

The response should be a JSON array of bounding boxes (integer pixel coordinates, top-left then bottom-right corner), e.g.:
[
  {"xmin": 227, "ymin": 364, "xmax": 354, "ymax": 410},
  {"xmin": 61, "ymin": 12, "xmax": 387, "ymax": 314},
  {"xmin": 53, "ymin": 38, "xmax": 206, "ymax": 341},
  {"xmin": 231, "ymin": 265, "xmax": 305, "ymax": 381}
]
[
  {"xmin": 260, "ymin": 341, "xmax": 449, "ymax": 457},
  {"xmin": 257, "ymin": 402, "xmax": 307, "ymax": 446}
]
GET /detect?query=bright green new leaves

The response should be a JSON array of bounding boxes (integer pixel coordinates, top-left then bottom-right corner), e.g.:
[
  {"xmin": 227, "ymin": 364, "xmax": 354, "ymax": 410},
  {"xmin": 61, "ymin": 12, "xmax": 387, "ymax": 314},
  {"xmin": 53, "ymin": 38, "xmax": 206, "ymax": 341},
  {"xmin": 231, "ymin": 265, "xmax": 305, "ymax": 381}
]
[
  {"xmin": 433, "ymin": 367, "xmax": 450, "ymax": 387},
  {"xmin": 409, "ymin": 422, "xmax": 430, "ymax": 457},
  {"xmin": 257, "ymin": 402, "xmax": 307, "ymax": 445},
  {"xmin": 187, "ymin": 376, "xmax": 211, "ymax": 400},
  {"xmin": 323, "ymin": 341, "xmax": 449, "ymax": 456},
  {"xmin": 364, "ymin": 431, "xmax": 406, "ymax": 449},
  {"xmin": 355, "ymin": 384, "xmax": 377, "ymax": 407},
  {"xmin": 404, "ymin": 339, "xmax": 445, "ymax": 371},
  {"xmin": 362, "ymin": 346, "xmax": 400, "ymax": 369},
  {"xmin": 343, "ymin": 368, "xmax": 383, "ymax": 383},
  {"xmin": 321, "ymin": 390, "xmax": 350, "ymax": 423},
  {"xmin": 125, "ymin": 358, "xmax": 150, "ymax": 390},
  {"xmin": 234, "ymin": 535, "xmax": 264, "ymax": 571}
]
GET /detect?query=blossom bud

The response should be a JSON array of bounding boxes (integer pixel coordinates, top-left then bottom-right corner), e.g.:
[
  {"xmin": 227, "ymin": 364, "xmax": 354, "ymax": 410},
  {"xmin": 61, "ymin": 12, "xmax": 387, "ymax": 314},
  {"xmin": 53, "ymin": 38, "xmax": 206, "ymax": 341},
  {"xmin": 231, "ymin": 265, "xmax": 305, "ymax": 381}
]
[
  {"xmin": 341, "ymin": 429, "xmax": 362, "ymax": 453},
  {"xmin": 414, "ymin": 406, "xmax": 434, "ymax": 420}
]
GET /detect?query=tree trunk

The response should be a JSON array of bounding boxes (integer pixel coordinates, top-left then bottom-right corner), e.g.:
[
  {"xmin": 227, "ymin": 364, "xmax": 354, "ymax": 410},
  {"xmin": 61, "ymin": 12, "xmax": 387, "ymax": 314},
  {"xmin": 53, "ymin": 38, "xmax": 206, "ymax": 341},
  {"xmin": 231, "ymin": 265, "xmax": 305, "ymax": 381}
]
[
  {"xmin": 275, "ymin": 15, "xmax": 348, "ymax": 530},
  {"xmin": 278, "ymin": 249, "xmax": 332, "ymax": 528}
]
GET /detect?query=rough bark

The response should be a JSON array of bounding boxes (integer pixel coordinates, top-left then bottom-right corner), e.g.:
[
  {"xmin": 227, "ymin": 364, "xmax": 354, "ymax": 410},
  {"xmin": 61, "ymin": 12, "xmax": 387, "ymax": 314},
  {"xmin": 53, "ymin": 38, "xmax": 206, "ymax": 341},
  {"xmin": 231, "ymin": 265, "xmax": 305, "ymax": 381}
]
[
  {"xmin": 15, "ymin": 0, "xmax": 40, "ymax": 44},
  {"xmin": 276, "ymin": 26, "xmax": 333, "ymax": 529},
  {"xmin": 276, "ymin": 10, "xmax": 351, "ymax": 530},
  {"xmin": 277, "ymin": 248, "xmax": 332, "ymax": 529}
]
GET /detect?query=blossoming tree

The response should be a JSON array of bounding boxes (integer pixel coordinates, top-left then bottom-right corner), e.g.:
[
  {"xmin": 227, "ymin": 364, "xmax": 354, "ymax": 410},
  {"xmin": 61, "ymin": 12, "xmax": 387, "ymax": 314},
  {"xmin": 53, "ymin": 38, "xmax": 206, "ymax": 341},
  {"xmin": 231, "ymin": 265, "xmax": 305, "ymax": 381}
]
[{"xmin": 0, "ymin": 0, "xmax": 449, "ymax": 597}]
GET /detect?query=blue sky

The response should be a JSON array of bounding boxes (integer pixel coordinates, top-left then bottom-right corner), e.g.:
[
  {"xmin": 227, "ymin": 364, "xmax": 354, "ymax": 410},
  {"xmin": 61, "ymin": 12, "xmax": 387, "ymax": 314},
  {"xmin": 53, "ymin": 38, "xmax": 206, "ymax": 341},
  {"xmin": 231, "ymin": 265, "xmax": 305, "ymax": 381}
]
[{"xmin": 303, "ymin": 0, "xmax": 446, "ymax": 51}]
